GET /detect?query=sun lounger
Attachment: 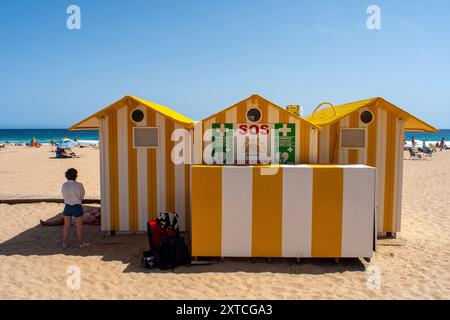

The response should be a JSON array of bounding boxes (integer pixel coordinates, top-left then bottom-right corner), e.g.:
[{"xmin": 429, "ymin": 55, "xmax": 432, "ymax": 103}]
[{"xmin": 408, "ymin": 148, "xmax": 422, "ymax": 160}]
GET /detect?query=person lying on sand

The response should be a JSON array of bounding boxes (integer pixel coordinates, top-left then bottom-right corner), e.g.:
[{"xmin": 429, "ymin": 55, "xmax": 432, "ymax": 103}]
[{"xmin": 40, "ymin": 208, "xmax": 101, "ymax": 227}]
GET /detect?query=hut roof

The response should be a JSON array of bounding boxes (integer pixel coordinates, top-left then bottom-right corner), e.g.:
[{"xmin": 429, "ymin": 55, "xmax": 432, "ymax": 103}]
[
  {"xmin": 69, "ymin": 96, "xmax": 195, "ymax": 130},
  {"xmin": 304, "ymin": 97, "xmax": 438, "ymax": 132}
]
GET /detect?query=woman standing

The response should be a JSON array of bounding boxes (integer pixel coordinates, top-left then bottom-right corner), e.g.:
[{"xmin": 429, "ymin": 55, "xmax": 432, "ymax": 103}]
[{"xmin": 61, "ymin": 168, "xmax": 89, "ymax": 248}]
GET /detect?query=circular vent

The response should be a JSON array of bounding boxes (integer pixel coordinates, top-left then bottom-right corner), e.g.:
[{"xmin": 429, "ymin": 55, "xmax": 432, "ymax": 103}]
[
  {"xmin": 246, "ymin": 107, "xmax": 262, "ymax": 123},
  {"xmin": 360, "ymin": 110, "xmax": 374, "ymax": 124},
  {"xmin": 131, "ymin": 109, "xmax": 144, "ymax": 123}
]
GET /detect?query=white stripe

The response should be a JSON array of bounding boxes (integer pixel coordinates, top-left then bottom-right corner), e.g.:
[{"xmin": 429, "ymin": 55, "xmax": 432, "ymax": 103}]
[
  {"xmin": 309, "ymin": 128, "xmax": 318, "ymax": 164},
  {"xmin": 319, "ymin": 126, "xmax": 330, "ymax": 164},
  {"xmin": 282, "ymin": 165, "xmax": 312, "ymax": 257},
  {"xmin": 137, "ymin": 107, "xmax": 148, "ymax": 231},
  {"xmin": 99, "ymin": 116, "xmax": 111, "ymax": 231},
  {"xmin": 203, "ymin": 117, "xmax": 215, "ymax": 164},
  {"xmin": 358, "ymin": 109, "xmax": 369, "ymax": 164},
  {"xmin": 174, "ymin": 123, "xmax": 186, "ymax": 231},
  {"xmin": 268, "ymin": 108, "xmax": 279, "ymax": 123},
  {"xmin": 293, "ymin": 118, "xmax": 300, "ymax": 164},
  {"xmin": 193, "ymin": 122, "xmax": 202, "ymax": 164},
  {"xmin": 156, "ymin": 113, "xmax": 166, "ymax": 214},
  {"xmin": 117, "ymin": 106, "xmax": 129, "ymax": 231},
  {"xmin": 225, "ymin": 108, "xmax": 237, "ymax": 123},
  {"xmin": 376, "ymin": 108, "xmax": 387, "ymax": 231},
  {"xmin": 341, "ymin": 167, "xmax": 376, "ymax": 257},
  {"xmin": 221, "ymin": 167, "xmax": 253, "ymax": 257},
  {"xmin": 393, "ymin": 118, "xmax": 404, "ymax": 232},
  {"xmin": 339, "ymin": 117, "xmax": 349, "ymax": 164}
]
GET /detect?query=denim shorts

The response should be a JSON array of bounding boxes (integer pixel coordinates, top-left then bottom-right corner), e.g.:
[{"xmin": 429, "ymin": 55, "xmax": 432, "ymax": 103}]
[{"xmin": 63, "ymin": 204, "xmax": 84, "ymax": 218}]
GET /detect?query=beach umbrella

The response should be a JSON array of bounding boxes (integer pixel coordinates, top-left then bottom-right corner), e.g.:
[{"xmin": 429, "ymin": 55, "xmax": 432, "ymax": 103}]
[{"xmin": 57, "ymin": 141, "xmax": 77, "ymax": 149}]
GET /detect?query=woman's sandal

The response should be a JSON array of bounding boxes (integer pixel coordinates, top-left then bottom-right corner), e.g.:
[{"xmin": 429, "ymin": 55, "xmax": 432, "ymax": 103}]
[{"xmin": 79, "ymin": 242, "xmax": 90, "ymax": 249}]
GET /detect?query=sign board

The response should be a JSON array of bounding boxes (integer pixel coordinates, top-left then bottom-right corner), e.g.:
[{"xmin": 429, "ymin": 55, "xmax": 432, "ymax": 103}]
[{"xmin": 211, "ymin": 123, "xmax": 296, "ymax": 165}]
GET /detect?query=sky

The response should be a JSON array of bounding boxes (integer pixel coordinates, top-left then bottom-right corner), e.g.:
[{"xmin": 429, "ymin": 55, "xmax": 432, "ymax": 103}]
[{"xmin": 0, "ymin": 0, "xmax": 449, "ymax": 129}]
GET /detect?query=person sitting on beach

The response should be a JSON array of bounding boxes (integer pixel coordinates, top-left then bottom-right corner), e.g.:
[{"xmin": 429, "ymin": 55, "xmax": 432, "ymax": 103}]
[{"xmin": 61, "ymin": 168, "xmax": 89, "ymax": 249}]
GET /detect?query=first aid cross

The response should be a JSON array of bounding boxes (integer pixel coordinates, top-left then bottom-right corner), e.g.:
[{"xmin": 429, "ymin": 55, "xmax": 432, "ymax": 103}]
[{"xmin": 278, "ymin": 124, "xmax": 292, "ymax": 136}]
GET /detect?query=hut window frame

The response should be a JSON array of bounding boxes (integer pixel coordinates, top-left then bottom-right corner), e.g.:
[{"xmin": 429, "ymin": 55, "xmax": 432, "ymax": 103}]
[
  {"xmin": 340, "ymin": 127, "xmax": 367, "ymax": 150},
  {"xmin": 130, "ymin": 108, "xmax": 145, "ymax": 124},
  {"xmin": 246, "ymin": 107, "xmax": 262, "ymax": 123},
  {"xmin": 133, "ymin": 127, "xmax": 159, "ymax": 149},
  {"xmin": 360, "ymin": 110, "xmax": 374, "ymax": 125}
]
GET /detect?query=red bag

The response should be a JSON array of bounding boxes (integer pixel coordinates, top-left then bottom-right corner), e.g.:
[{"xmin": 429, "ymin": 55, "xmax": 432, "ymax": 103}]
[{"xmin": 147, "ymin": 220, "xmax": 163, "ymax": 248}]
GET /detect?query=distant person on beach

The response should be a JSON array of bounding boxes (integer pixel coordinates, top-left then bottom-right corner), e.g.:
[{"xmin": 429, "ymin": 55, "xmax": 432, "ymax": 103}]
[
  {"xmin": 440, "ymin": 138, "xmax": 446, "ymax": 151},
  {"xmin": 411, "ymin": 136, "xmax": 415, "ymax": 146},
  {"xmin": 61, "ymin": 168, "xmax": 89, "ymax": 249}
]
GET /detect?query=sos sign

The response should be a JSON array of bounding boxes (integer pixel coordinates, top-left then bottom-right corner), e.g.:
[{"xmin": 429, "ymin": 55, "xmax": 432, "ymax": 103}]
[{"xmin": 238, "ymin": 124, "xmax": 270, "ymax": 135}]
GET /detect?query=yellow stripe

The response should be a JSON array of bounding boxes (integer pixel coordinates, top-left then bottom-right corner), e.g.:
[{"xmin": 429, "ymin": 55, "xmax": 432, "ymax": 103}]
[
  {"xmin": 127, "ymin": 105, "xmax": 138, "ymax": 231},
  {"xmin": 252, "ymin": 166, "xmax": 283, "ymax": 257},
  {"xmin": 367, "ymin": 108, "xmax": 377, "ymax": 167},
  {"xmin": 191, "ymin": 166, "xmax": 222, "ymax": 256},
  {"xmin": 311, "ymin": 165, "xmax": 343, "ymax": 257},
  {"xmin": 147, "ymin": 110, "xmax": 157, "ymax": 220},
  {"xmin": 348, "ymin": 112, "xmax": 359, "ymax": 164},
  {"xmin": 165, "ymin": 119, "xmax": 175, "ymax": 212},
  {"xmin": 108, "ymin": 110, "xmax": 119, "ymax": 231},
  {"xmin": 329, "ymin": 122, "xmax": 340, "ymax": 164},
  {"xmin": 260, "ymin": 101, "xmax": 268, "ymax": 123},
  {"xmin": 237, "ymin": 102, "xmax": 246, "ymax": 123},
  {"xmin": 300, "ymin": 126, "xmax": 310, "ymax": 163},
  {"xmin": 383, "ymin": 114, "xmax": 396, "ymax": 232},
  {"xmin": 215, "ymin": 112, "xmax": 225, "ymax": 124}
]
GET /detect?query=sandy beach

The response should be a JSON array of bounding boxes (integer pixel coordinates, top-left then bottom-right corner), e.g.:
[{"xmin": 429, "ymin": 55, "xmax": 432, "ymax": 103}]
[{"xmin": 0, "ymin": 146, "xmax": 449, "ymax": 299}]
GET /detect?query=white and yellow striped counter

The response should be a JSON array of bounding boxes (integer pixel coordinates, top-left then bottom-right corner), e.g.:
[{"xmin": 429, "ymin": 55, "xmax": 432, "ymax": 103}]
[{"xmin": 191, "ymin": 165, "xmax": 376, "ymax": 259}]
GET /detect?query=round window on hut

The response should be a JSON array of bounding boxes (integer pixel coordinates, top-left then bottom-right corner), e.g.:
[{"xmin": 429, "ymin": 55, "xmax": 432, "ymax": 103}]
[
  {"xmin": 246, "ymin": 107, "xmax": 262, "ymax": 123},
  {"xmin": 360, "ymin": 110, "xmax": 374, "ymax": 124},
  {"xmin": 131, "ymin": 109, "xmax": 145, "ymax": 123}
]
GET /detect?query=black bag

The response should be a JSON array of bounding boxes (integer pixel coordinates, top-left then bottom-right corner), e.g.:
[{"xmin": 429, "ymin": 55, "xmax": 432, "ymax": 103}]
[
  {"xmin": 158, "ymin": 236, "xmax": 191, "ymax": 271},
  {"xmin": 142, "ymin": 250, "xmax": 159, "ymax": 269}
]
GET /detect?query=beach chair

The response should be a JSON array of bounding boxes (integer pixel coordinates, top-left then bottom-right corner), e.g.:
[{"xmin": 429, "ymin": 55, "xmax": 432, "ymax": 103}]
[{"xmin": 408, "ymin": 148, "xmax": 422, "ymax": 160}]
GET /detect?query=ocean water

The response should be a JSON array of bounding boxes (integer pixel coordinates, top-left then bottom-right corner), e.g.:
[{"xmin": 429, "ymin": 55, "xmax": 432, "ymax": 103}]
[
  {"xmin": 0, "ymin": 129, "xmax": 99, "ymax": 145},
  {"xmin": 1, "ymin": 129, "xmax": 449, "ymax": 146}
]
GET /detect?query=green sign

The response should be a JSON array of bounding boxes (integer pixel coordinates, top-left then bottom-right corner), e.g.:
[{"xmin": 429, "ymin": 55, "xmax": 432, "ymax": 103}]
[
  {"xmin": 275, "ymin": 123, "xmax": 296, "ymax": 164},
  {"xmin": 211, "ymin": 123, "xmax": 296, "ymax": 164},
  {"xmin": 212, "ymin": 123, "xmax": 233, "ymax": 164}
]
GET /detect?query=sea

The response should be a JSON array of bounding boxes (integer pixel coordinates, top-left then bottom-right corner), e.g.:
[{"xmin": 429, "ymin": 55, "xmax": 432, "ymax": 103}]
[
  {"xmin": 0, "ymin": 129, "xmax": 449, "ymax": 146},
  {"xmin": 0, "ymin": 129, "xmax": 99, "ymax": 145}
]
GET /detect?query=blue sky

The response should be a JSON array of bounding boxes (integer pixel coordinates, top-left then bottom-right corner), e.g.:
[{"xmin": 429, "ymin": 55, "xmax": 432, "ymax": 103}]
[{"xmin": 0, "ymin": 0, "xmax": 449, "ymax": 128}]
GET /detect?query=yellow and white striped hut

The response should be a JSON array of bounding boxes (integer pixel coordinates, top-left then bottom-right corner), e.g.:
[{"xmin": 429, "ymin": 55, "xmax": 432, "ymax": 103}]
[
  {"xmin": 304, "ymin": 97, "xmax": 438, "ymax": 235},
  {"xmin": 193, "ymin": 94, "xmax": 320, "ymax": 165},
  {"xmin": 69, "ymin": 93, "xmax": 437, "ymax": 259},
  {"xmin": 70, "ymin": 96, "xmax": 194, "ymax": 233}
]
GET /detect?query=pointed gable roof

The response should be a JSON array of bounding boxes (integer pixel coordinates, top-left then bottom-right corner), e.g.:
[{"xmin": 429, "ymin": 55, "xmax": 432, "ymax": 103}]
[
  {"xmin": 305, "ymin": 97, "xmax": 438, "ymax": 132},
  {"xmin": 69, "ymin": 95, "xmax": 195, "ymax": 130},
  {"xmin": 199, "ymin": 94, "xmax": 319, "ymax": 129}
]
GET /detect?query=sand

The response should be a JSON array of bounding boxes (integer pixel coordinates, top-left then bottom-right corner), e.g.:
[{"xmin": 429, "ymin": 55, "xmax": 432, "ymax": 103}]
[
  {"xmin": 0, "ymin": 146, "xmax": 449, "ymax": 299},
  {"xmin": 0, "ymin": 146, "xmax": 100, "ymax": 199}
]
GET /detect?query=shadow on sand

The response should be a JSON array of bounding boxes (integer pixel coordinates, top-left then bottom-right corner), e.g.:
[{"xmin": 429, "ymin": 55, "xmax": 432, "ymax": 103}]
[{"xmin": 0, "ymin": 205, "xmax": 366, "ymax": 275}]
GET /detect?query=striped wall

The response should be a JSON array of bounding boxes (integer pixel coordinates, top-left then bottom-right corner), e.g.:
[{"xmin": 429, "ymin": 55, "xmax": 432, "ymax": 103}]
[
  {"xmin": 194, "ymin": 96, "xmax": 317, "ymax": 165},
  {"xmin": 191, "ymin": 165, "xmax": 376, "ymax": 258},
  {"xmin": 98, "ymin": 103, "xmax": 190, "ymax": 232},
  {"xmin": 315, "ymin": 103, "xmax": 405, "ymax": 233}
]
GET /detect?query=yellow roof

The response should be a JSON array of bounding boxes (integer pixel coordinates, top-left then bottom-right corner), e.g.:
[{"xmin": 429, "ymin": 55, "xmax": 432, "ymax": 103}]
[
  {"xmin": 69, "ymin": 96, "xmax": 195, "ymax": 130},
  {"xmin": 305, "ymin": 97, "xmax": 438, "ymax": 132}
]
